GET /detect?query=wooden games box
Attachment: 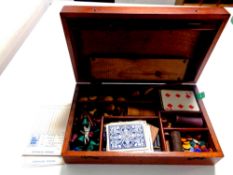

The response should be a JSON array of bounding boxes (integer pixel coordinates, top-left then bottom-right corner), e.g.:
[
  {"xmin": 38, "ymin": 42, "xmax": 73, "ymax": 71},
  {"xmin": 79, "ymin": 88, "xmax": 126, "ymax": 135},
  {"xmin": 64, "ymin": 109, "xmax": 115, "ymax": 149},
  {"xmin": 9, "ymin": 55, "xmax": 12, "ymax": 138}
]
[{"xmin": 60, "ymin": 6, "xmax": 230, "ymax": 165}]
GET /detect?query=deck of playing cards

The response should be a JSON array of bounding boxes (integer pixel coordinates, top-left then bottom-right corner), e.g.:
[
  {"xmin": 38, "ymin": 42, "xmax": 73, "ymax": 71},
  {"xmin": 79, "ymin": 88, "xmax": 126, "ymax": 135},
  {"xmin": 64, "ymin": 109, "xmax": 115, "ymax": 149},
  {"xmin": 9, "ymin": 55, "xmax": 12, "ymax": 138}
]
[
  {"xmin": 161, "ymin": 90, "xmax": 200, "ymax": 112},
  {"xmin": 105, "ymin": 120, "xmax": 154, "ymax": 152}
]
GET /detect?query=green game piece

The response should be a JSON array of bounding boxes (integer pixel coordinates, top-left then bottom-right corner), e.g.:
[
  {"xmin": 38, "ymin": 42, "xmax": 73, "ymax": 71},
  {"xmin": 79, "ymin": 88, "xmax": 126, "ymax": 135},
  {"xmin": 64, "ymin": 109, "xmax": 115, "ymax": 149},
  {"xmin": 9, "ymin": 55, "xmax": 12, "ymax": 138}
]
[
  {"xmin": 89, "ymin": 140, "xmax": 99, "ymax": 146},
  {"xmin": 190, "ymin": 140, "xmax": 196, "ymax": 147},
  {"xmin": 87, "ymin": 145, "xmax": 94, "ymax": 151},
  {"xmin": 199, "ymin": 141, "xmax": 205, "ymax": 146},
  {"xmin": 82, "ymin": 116, "xmax": 89, "ymax": 126},
  {"xmin": 196, "ymin": 92, "xmax": 205, "ymax": 100},
  {"xmin": 87, "ymin": 140, "xmax": 99, "ymax": 150},
  {"xmin": 78, "ymin": 135, "xmax": 85, "ymax": 142}
]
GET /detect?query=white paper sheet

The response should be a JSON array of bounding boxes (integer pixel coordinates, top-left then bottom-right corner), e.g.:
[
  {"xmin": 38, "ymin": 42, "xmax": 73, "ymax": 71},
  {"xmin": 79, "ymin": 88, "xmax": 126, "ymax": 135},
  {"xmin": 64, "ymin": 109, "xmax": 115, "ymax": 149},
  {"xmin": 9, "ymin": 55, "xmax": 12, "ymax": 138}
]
[{"xmin": 23, "ymin": 105, "xmax": 70, "ymax": 156}]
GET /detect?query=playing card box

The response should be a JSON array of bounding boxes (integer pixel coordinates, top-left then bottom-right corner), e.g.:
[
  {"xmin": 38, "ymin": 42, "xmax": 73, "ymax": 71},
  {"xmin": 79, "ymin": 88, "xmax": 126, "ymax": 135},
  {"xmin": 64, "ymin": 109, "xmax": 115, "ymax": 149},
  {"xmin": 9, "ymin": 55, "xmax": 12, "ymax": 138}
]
[{"xmin": 60, "ymin": 6, "xmax": 230, "ymax": 164}]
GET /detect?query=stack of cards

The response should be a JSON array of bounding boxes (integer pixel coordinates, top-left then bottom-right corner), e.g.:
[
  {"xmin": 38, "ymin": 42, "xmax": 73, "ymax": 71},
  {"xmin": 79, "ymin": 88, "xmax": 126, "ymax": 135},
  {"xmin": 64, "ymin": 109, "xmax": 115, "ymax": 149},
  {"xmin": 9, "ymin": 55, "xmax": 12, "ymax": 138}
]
[
  {"xmin": 105, "ymin": 120, "xmax": 154, "ymax": 152},
  {"xmin": 161, "ymin": 90, "xmax": 200, "ymax": 112}
]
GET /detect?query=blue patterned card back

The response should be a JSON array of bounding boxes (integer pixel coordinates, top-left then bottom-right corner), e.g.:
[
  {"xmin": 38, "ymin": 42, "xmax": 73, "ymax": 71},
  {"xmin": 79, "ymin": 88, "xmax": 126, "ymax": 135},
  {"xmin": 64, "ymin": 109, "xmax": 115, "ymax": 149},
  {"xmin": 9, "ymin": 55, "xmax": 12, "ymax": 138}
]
[
  {"xmin": 106, "ymin": 120, "xmax": 153, "ymax": 152},
  {"xmin": 108, "ymin": 123, "xmax": 146, "ymax": 150}
]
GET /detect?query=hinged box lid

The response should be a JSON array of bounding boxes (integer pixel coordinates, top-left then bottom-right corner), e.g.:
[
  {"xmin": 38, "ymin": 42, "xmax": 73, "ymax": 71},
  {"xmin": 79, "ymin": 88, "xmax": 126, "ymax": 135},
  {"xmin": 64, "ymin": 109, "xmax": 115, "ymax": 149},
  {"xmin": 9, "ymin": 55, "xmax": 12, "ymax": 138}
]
[{"xmin": 60, "ymin": 6, "xmax": 229, "ymax": 83}]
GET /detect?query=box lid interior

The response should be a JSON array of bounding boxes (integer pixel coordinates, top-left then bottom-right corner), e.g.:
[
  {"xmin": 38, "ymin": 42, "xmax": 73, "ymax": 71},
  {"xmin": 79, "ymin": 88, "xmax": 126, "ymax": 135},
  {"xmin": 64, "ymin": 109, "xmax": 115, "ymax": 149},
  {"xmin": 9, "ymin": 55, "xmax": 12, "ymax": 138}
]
[{"xmin": 60, "ymin": 6, "xmax": 229, "ymax": 83}]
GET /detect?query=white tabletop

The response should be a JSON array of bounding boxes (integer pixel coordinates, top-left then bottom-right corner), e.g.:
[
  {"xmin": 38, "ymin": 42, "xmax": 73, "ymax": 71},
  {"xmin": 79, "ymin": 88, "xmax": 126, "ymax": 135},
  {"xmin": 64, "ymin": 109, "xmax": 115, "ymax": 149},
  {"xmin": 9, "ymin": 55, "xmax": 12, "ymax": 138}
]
[{"xmin": 0, "ymin": 1, "xmax": 233, "ymax": 174}]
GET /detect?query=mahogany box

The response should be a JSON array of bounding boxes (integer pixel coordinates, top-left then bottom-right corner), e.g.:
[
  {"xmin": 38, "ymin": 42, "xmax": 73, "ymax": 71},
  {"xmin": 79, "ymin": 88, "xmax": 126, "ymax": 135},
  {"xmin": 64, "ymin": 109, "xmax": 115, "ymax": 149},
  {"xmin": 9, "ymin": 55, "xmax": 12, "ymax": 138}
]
[{"xmin": 60, "ymin": 6, "xmax": 230, "ymax": 164}]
